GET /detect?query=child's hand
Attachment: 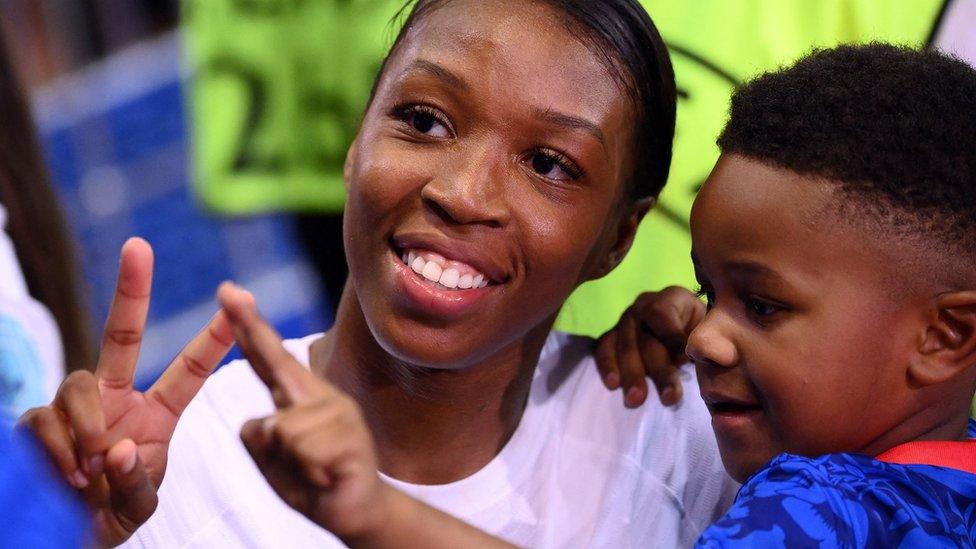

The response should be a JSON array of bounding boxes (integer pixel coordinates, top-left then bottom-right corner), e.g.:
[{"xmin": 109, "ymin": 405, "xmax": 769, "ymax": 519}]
[
  {"xmin": 16, "ymin": 238, "xmax": 235, "ymax": 546},
  {"xmin": 595, "ymin": 286, "xmax": 705, "ymax": 408},
  {"xmin": 218, "ymin": 283, "xmax": 392, "ymax": 543}
]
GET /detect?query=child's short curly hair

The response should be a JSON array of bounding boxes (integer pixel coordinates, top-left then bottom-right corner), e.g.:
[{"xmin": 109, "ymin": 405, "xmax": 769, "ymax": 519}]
[{"xmin": 718, "ymin": 43, "xmax": 976, "ymax": 265}]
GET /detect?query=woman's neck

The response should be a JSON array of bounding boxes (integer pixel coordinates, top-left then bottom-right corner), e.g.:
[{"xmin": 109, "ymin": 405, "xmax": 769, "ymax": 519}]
[{"xmin": 310, "ymin": 284, "xmax": 553, "ymax": 485}]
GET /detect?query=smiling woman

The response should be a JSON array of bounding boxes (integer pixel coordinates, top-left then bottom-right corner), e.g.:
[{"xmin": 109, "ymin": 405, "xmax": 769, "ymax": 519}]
[{"xmin": 23, "ymin": 1, "xmax": 736, "ymax": 547}]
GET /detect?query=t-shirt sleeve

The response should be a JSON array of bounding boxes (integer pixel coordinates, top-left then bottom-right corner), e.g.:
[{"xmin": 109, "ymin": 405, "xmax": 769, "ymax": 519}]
[{"xmin": 695, "ymin": 456, "xmax": 865, "ymax": 548}]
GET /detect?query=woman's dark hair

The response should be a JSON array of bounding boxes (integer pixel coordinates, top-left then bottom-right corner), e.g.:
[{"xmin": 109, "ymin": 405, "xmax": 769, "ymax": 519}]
[
  {"xmin": 0, "ymin": 27, "xmax": 94, "ymax": 373},
  {"xmin": 372, "ymin": 0, "xmax": 676, "ymax": 202}
]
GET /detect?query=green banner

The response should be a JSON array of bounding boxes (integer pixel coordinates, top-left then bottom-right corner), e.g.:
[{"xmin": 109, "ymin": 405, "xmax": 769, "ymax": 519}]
[
  {"xmin": 184, "ymin": 0, "xmax": 944, "ymax": 334},
  {"xmin": 184, "ymin": 0, "xmax": 403, "ymax": 214}
]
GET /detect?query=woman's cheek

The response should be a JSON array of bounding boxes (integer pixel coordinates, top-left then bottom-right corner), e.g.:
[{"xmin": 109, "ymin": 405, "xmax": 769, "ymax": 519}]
[{"xmin": 518, "ymin": 200, "xmax": 600, "ymax": 294}]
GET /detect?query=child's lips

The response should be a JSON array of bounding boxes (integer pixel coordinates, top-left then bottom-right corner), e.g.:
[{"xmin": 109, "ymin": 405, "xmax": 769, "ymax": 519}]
[
  {"xmin": 701, "ymin": 390, "xmax": 762, "ymax": 410},
  {"xmin": 700, "ymin": 390, "xmax": 764, "ymax": 430}
]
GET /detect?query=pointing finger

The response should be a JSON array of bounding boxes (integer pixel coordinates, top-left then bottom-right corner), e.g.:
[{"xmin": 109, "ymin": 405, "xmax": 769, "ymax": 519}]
[{"xmin": 218, "ymin": 282, "xmax": 324, "ymax": 406}]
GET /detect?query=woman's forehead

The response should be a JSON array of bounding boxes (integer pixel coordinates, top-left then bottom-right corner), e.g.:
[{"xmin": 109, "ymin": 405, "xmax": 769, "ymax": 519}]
[
  {"xmin": 382, "ymin": 1, "xmax": 631, "ymax": 129},
  {"xmin": 391, "ymin": 0, "xmax": 622, "ymax": 103}
]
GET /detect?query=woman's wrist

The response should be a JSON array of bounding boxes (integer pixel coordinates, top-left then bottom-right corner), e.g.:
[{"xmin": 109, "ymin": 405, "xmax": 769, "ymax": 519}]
[{"xmin": 340, "ymin": 482, "xmax": 412, "ymax": 549}]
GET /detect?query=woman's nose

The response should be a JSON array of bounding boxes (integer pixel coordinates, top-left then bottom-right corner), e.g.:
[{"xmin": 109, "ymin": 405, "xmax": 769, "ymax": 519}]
[
  {"xmin": 420, "ymin": 147, "xmax": 510, "ymax": 228},
  {"xmin": 685, "ymin": 311, "xmax": 738, "ymax": 369}
]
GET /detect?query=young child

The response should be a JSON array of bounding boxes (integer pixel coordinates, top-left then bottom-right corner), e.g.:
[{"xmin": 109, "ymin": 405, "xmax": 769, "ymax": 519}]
[
  {"xmin": 674, "ymin": 42, "xmax": 976, "ymax": 546},
  {"xmin": 214, "ymin": 42, "xmax": 976, "ymax": 547},
  {"xmin": 606, "ymin": 42, "xmax": 976, "ymax": 546}
]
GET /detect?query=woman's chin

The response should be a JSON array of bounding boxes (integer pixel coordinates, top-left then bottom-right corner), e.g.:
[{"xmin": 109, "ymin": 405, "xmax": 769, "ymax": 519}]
[
  {"xmin": 398, "ymin": 340, "xmax": 485, "ymax": 371},
  {"xmin": 367, "ymin": 320, "xmax": 498, "ymax": 371}
]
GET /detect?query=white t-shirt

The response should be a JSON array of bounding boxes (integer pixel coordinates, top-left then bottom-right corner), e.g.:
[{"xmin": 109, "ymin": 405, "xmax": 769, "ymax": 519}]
[{"xmin": 129, "ymin": 331, "xmax": 736, "ymax": 548}]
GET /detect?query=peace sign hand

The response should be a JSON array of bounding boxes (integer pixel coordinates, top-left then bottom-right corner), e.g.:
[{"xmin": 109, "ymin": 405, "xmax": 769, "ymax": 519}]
[
  {"xmin": 217, "ymin": 282, "xmax": 394, "ymax": 545},
  {"xmin": 17, "ymin": 238, "xmax": 234, "ymax": 546}
]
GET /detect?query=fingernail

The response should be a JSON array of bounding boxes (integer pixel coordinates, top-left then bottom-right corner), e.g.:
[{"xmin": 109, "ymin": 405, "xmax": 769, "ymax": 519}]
[
  {"xmin": 605, "ymin": 373, "xmax": 620, "ymax": 390},
  {"xmin": 625, "ymin": 387, "xmax": 643, "ymax": 407},
  {"xmin": 70, "ymin": 470, "xmax": 89, "ymax": 489},
  {"xmin": 120, "ymin": 447, "xmax": 138, "ymax": 474},
  {"xmin": 660, "ymin": 388, "xmax": 676, "ymax": 406},
  {"xmin": 262, "ymin": 416, "xmax": 277, "ymax": 436},
  {"xmin": 85, "ymin": 455, "xmax": 104, "ymax": 477}
]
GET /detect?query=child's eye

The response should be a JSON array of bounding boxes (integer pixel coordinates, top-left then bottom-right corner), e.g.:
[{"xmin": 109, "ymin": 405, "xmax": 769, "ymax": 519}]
[
  {"xmin": 695, "ymin": 286, "xmax": 715, "ymax": 310},
  {"xmin": 743, "ymin": 296, "xmax": 782, "ymax": 319},
  {"xmin": 395, "ymin": 104, "xmax": 453, "ymax": 139},
  {"xmin": 525, "ymin": 149, "xmax": 583, "ymax": 181}
]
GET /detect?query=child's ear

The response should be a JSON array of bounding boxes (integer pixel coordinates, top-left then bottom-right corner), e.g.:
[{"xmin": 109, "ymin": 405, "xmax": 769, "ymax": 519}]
[
  {"xmin": 909, "ymin": 291, "xmax": 976, "ymax": 386},
  {"xmin": 588, "ymin": 197, "xmax": 654, "ymax": 281}
]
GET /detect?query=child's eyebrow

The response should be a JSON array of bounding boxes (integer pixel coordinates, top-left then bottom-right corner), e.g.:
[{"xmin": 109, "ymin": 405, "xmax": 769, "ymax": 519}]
[
  {"xmin": 402, "ymin": 59, "xmax": 470, "ymax": 92},
  {"xmin": 691, "ymin": 252, "xmax": 785, "ymax": 285},
  {"xmin": 724, "ymin": 260, "xmax": 785, "ymax": 284}
]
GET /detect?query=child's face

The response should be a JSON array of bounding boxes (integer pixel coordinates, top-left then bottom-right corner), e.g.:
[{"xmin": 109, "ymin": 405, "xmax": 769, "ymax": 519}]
[
  {"xmin": 341, "ymin": 0, "xmax": 637, "ymax": 368},
  {"xmin": 688, "ymin": 154, "xmax": 928, "ymax": 482}
]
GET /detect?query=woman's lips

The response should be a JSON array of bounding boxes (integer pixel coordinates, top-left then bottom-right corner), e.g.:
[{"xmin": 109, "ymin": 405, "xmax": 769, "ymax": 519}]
[
  {"xmin": 390, "ymin": 247, "xmax": 499, "ymax": 317},
  {"xmin": 390, "ymin": 233, "xmax": 509, "ymax": 284}
]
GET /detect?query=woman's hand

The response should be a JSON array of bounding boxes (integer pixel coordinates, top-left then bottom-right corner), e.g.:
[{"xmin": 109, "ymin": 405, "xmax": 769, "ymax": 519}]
[
  {"xmin": 16, "ymin": 238, "xmax": 234, "ymax": 546},
  {"xmin": 218, "ymin": 282, "xmax": 392, "ymax": 542},
  {"xmin": 595, "ymin": 286, "xmax": 705, "ymax": 408},
  {"xmin": 220, "ymin": 283, "xmax": 517, "ymax": 549}
]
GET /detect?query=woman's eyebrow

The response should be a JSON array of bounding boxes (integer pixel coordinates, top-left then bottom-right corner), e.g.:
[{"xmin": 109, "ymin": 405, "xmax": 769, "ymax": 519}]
[
  {"xmin": 403, "ymin": 59, "xmax": 470, "ymax": 91},
  {"xmin": 534, "ymin": 107, "xmax": 607, "ymax": 151}
]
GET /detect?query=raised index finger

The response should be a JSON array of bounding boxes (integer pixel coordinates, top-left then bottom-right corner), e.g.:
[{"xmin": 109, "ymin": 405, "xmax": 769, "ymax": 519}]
[
  {"xmin": 96, "ymin": 238, "xmax": 153, "ymax": 388},
  {"xmin": 217, "ymin": 282, "xmax": 327, "ymax": 407}
]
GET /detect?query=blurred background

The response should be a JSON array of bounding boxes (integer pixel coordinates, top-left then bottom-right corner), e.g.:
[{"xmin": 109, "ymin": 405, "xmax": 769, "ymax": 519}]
[
  {"xmin": 0, "ymin": 0, "xmax": 973, "ymax": 394},
  {"xmin": 1, "ymin": 0, "xmax": 329, "ymax": 390}
]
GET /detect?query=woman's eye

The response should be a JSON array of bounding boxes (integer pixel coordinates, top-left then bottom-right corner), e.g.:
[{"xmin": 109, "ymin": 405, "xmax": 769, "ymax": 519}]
[
  {"xmin": 398, "ymin": 105, "xmax": 452, "ymax": 138},
  {"xmin": 528, "ymin": 151, "xmax": 582, "ymax": 181}
]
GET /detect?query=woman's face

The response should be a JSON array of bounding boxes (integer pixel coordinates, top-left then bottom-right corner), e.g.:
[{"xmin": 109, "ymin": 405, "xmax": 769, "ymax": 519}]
[{"xmin": 343, "ymin": 0, "xmax": 640, "ymax": 368}]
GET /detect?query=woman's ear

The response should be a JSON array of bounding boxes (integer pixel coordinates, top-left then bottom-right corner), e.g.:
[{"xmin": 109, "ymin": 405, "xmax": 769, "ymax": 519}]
[
  {"xmin": 588, "ymin": 197, "xmax": 654, "ymax": 281},
  {"xmin": 909, "ymin": 291, "xmax": 976, "ymax": 386}
]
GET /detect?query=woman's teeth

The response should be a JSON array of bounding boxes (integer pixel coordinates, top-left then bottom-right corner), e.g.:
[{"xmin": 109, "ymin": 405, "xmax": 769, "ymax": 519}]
[{"xmin": 402, "ymin": 250, "xmax": 489, "ymax": 290}]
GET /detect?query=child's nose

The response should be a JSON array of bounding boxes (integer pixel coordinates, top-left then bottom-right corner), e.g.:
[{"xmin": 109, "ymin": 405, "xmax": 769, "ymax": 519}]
[{"xmin": 685, "ymin": 314, "xmax": 738, "ymax": 369}]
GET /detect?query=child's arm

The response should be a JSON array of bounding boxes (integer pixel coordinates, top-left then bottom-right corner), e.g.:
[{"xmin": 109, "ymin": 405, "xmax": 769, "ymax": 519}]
[
  {"xmin": 595, "ymin": 286, "xmax": 705, "ymax": 407},
  {"xmin": 219, "ymin": 284, "xmax": 517, "ymax": 549}
]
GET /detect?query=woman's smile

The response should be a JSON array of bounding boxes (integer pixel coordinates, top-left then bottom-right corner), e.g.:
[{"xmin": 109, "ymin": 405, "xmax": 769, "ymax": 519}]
[{"xmin": 387, "ymin": 233, "xmax": 509, "ymax": 319}]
